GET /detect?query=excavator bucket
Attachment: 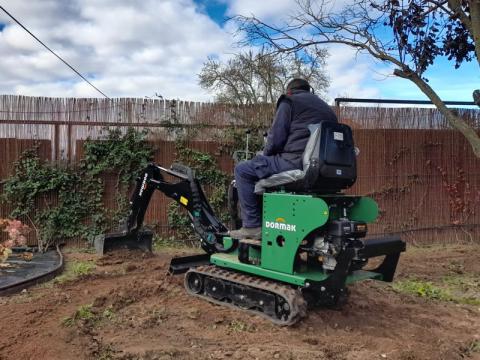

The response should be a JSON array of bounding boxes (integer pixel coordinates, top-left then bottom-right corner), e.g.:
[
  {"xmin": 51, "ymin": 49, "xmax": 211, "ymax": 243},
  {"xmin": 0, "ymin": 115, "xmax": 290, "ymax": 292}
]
[{"xmin": 94, "ymin": 228, "xmax": 153, "ymax": 256}]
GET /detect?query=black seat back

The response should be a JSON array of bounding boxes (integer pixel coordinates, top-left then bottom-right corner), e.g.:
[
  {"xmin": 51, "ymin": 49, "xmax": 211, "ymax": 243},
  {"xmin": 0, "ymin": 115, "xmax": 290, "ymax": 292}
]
[{"xmin": 303, "ymin": 121, "xmax": 356, "ymax": 193}]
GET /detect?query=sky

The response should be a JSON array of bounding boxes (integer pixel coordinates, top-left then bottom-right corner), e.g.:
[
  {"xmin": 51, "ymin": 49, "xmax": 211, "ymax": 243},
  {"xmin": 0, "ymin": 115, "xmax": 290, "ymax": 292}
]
[{"xmin": 0, "ymin": 0, "xmax": 478, "ymax": 104}]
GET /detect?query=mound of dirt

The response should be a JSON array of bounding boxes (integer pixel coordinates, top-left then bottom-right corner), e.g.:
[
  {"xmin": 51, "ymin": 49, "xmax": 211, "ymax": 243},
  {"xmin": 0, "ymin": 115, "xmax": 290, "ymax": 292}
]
[{"xmin": 0, "ymin": 245, "xmax": 479, "ymax": 360}]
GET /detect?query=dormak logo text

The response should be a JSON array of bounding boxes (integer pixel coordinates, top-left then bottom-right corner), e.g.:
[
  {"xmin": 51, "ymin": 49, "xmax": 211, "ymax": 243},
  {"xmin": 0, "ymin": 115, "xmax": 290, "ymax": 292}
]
[{"xmin": 265, "ymin": 221, "xmax": 296, "ymax": 232}]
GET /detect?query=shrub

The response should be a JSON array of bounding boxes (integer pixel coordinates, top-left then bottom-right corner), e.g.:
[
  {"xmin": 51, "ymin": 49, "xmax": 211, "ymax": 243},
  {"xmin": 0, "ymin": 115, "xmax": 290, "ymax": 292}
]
[{"xmin": 0, "ymin": 219, "xmax": 29, "ymax": 262}]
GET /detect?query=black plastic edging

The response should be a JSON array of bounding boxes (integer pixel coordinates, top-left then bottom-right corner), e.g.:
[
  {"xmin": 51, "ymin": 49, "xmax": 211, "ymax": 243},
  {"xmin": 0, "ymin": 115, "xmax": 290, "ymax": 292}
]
[{"xmin": 0, "ymin": 246, "xmax": 64, "ymax": 296}]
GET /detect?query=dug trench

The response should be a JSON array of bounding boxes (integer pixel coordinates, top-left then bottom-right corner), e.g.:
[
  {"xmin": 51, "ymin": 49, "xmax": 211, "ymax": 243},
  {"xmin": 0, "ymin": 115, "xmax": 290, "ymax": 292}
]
[{"xmin": 0, "ymin": 244, "xmax": 479, "ymax": 360}]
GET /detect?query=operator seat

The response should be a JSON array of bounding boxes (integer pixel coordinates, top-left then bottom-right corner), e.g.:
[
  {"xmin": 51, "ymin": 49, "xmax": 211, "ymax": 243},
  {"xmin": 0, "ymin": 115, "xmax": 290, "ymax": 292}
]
[{"xmin": 254, "ymin": 121, "xmax": 357, "ymax": 195}]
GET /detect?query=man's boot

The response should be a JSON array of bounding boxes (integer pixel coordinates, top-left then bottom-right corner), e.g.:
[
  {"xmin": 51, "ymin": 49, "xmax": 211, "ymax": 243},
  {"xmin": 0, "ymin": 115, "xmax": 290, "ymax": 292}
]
[{"xmin": 229, "ymin": 227, "xmax": 262, "ymax": 240}]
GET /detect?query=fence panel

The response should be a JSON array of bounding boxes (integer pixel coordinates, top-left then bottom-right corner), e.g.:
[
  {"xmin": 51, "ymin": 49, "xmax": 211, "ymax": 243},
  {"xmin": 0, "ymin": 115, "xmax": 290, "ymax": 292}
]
[{"xmin": 0, "ymin": 95, "xmax": 479, "ymax": 245}]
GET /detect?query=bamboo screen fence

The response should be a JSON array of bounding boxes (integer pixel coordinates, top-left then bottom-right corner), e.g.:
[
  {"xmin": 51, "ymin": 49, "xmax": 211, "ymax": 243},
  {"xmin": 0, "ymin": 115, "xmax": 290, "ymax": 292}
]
[{"xmin": 0, "ymin": 95, "xmax": 479, "ymax": 246}]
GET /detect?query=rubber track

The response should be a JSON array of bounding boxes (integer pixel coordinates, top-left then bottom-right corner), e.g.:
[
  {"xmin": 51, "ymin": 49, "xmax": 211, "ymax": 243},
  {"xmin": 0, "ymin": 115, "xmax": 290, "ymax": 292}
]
[{"xmin": 185, "ymin": 265, "xmax": 307, "ymax": 326}]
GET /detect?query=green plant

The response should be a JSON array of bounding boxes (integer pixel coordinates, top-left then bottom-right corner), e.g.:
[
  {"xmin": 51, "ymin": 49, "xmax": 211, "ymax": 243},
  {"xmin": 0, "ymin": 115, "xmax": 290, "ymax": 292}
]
[
  {"xmin": 1, "ymin": 148, "xmax": 93, "ymax": 251},
  {"xmin": 62, "ymin": 304, "xmax": 95, "ymax": 327},
  {"xmin": 55, "ymin": 260, "xmax": 96, "ymax": 284},
  {"xmin": 216, "ymin": 125, "xmax": 266, "ymax": 160},
  {"xmin": 460, "ymin": 340, "xmax": 480, "ymax": 358},
  {"xmin": 393, "ymin": 279, "xmax": 450, "ymax": 301},
  {"xmin": 102, "ymin": 306, "xmax": 115, "ymax": 321},
  {"xmin": 0, "ymin": 219, "xmax": 28, "ymax": 262},
  {"xmin": 97, "ymin": 345, "xmax": 115, "ymax": 360},
  {"xmin": 1, "ymin": 128, "xmax": 153, "ymax": 251},
  {"xmin": 71, "ymin": 261, "xmax": 96, "ymax": 276},
  {"xmin": 174, "ymin": 144, "xmax": 229, "ymax": 188},
  {"xmin": 392, "ymin": 277, "xmax": 480, "ymax": 306},
  {"xmin": 228, "ymin": 319, "xmax": 255, "ymax": 332},
  {"xmin": 81, "ymin": 127, "xmax": 153, "ymax": 220},
  {"xmin": 62, "ymin": 303, "xmax": 115, "ymax": 327},
  {"xmin": 167, "ymin": 142, "xmax": 230, "ymax": 242}
]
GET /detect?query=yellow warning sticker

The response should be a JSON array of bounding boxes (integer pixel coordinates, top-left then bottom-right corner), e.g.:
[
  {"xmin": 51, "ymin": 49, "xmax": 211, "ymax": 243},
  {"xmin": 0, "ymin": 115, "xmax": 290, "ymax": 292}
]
[{"xmin": 180, "ymin": 196, "xmax": 189, "ymax": 206}]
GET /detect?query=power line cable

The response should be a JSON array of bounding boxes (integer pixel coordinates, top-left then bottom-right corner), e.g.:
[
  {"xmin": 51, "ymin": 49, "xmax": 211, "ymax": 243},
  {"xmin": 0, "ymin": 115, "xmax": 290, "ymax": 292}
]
[{"xmin": 0, "ymin": 5, "xmax": 110, "ymax": 99}]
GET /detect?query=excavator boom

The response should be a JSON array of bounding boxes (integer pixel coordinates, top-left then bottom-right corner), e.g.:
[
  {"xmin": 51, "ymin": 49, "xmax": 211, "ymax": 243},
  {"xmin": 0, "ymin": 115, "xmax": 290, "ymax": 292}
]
[{"xmin": 94, "ymin": 163, "xmax": 230, "ymax": 256}]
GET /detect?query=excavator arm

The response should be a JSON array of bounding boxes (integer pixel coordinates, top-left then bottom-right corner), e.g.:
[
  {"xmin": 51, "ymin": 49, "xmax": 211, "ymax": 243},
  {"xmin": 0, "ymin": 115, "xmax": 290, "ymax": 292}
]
[{"xmin": 94, "ymin": 163, "xmax": 233, "ymax": 256}]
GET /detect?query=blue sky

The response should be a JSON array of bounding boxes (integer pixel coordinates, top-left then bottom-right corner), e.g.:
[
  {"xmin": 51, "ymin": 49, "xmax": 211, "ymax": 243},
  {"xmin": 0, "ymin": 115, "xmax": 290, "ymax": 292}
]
[
  {"xmin": 194, "ymin": 0, "xmax": 229, "ymax": 24},
  {"xmin": 368, "ymin": 54, "xmax": 479, "ymax": 103},
  {"xmin": 196, "ymin": 0, "xmax": 479, "ymax": 103},
  {"xmin": 0, "ymin": 0, "xmax": 477, "ymax": 104}
]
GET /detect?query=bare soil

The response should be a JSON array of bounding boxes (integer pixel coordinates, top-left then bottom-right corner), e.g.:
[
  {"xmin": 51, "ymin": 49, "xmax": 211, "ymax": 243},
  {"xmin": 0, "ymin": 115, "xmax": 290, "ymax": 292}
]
[{"xmin": 0, "ymin": 244, "xmax": 479, "ymax": 360}]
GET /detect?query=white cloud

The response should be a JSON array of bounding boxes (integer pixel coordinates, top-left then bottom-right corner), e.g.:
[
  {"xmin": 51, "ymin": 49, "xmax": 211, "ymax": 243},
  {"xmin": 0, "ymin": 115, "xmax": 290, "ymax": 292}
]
[
  {"xmin": 0, "ymin": 0, "xmax": 232, "ymax": 100},
  {"xmin": 226, "ymin": 0, "xmax": 297, "ymax": 20},
  {"xmin": 224, "ymin": 0, "xmax": 383, "ymax": 103},
  {"xmin": 324, "ymin": 45, "xmax": 381, "ymax": 101},
  {"xmin": 0, "ymin": 0, "xmax": 429, "ymax": 103}
]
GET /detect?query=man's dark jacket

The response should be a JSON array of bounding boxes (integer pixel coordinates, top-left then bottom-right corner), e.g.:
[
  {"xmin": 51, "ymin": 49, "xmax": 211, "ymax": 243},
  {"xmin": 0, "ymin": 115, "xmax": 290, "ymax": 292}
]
[{"xmin": 262, "ymin": 89, "xmax": 338, "ymax": 171}]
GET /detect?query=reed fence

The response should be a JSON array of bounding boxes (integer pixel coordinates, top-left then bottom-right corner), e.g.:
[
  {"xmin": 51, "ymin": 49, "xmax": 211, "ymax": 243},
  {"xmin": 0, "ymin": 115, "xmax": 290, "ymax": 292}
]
[{"xmin": 0, "ymin": 95, "xmax": 479, "ymax": 246}]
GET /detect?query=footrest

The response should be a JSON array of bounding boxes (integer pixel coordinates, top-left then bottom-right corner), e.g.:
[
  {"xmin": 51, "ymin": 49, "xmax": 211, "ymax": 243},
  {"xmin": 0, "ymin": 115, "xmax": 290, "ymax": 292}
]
[{"xmin": 239, "ymin": 239, "xmax": 262, "ymax": 247}]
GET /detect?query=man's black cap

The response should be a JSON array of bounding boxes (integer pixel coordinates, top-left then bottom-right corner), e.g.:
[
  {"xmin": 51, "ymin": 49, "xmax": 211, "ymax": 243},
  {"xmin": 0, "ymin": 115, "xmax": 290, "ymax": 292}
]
[{"xmin": 286, "ymin": 78, "xmax": 311, "ymax": 92}]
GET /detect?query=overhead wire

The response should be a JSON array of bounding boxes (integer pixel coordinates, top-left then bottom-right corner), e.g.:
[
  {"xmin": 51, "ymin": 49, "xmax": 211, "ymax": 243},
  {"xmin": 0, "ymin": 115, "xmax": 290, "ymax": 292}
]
[{"xmin": 0, "ymin": 5, "xmax": 110, "ymax": 99}]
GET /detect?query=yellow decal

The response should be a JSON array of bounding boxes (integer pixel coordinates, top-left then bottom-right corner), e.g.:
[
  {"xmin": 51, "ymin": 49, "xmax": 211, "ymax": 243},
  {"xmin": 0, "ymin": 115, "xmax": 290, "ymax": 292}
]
[
  {"xmin": 323, "ymin": 211, "xmax": 328, "ymax": 215},
  {"xmin": 180, "ymin": 196, "xmax": 189, "ymax": 206},
  {"xmin": 275, "ymin": 217, "xmax": 286, "ymax": 223}
]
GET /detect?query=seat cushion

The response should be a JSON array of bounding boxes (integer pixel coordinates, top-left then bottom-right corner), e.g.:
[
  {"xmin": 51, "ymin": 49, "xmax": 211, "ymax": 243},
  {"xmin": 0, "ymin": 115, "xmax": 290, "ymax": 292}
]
[
  {"xmin": 253, "ymin": 124, "xmax": 321, "ymax": 194},
  {"xmin": 254, "ymin": 169, "xmax": 305, "ymax": 194}
]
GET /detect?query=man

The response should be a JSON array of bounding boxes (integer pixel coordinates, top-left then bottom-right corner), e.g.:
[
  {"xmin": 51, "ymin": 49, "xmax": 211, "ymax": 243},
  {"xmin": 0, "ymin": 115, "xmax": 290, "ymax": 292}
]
[{"xmin": 230, "ymin": 78, "xmax": 338, "ymax": 240}]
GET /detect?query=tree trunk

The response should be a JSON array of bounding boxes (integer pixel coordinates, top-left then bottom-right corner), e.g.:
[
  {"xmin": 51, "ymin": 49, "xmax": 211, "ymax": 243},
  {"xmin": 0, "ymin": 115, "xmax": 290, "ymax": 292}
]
[{"xmin": 468, "ymin": 0, "xmax": 480, "ymax": 66}]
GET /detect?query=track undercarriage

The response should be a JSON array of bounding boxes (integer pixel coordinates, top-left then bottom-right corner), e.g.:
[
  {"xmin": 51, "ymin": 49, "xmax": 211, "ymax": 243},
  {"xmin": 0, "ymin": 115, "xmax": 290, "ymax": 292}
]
[
  {"xmin": 180, "ymin": 233, "xmax": 405, "ymax": 325},
  {"xmin": 185, "ymin": 265, "xmax": 307, "ymax": 325}
]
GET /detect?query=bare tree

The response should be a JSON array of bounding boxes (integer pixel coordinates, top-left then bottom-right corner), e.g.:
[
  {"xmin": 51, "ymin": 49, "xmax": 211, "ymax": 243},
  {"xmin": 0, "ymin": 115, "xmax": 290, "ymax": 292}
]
[
  {"xmin": 199, "ymin": 47, "xmax": 329, "ymax": 105},
  {"xmin": 234, "ymin": 0, "xmax": 480, "ymax": 157}
]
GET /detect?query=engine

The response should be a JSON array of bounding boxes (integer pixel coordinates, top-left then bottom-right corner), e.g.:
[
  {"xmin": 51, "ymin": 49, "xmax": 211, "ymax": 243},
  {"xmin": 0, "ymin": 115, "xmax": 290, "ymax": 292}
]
[{"xmin": 307, "ymin": 219, "xmax": 368, "ymax": 271}]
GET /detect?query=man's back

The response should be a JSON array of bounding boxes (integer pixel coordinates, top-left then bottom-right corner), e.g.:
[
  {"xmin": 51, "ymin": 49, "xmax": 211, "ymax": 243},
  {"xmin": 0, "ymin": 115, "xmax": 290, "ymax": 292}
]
[
  {"xmin": 230, "ymin": 78, "xmax": 336, "ymax": 239},
  {"xmin": 266, "ymin": 89, "xmax": 338, "ymax": 169}
]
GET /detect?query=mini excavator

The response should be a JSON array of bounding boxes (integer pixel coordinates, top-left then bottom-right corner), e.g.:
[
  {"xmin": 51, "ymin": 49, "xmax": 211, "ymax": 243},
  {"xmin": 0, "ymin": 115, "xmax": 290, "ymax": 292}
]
[{"xmin": 95, "ymin": 121, "xmax": 406, "ymax": 325}]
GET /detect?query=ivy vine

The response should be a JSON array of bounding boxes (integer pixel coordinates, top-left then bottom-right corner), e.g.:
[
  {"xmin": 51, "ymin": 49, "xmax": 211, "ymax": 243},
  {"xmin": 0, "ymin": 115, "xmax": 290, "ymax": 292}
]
[
  {"xmin": 1, "ymin": 127, "xmax": 153, "ymax": 251},
  {"xmin": 81, "ymin": 127, "xmax": 153, "ymax": 222},
  {"xmin": 167, "ymin": 141, "xmax": 230, "ymax": 241},
  {"xmin": 1, "ymin": 123, "xmax": 266, "ymax": 249}
]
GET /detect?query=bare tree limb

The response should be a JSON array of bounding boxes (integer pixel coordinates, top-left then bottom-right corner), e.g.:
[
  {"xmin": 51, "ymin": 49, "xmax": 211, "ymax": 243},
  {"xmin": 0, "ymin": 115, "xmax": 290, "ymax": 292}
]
[{"xmin": 232, "ymin": 0, "xmax": 480, "ymax": 156}]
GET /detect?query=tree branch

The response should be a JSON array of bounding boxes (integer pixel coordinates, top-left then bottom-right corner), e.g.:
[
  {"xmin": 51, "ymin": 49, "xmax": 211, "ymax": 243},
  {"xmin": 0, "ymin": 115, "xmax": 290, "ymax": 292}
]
[
  {"xmin": 468, "ymin": 0, "xmax": 480, "ymax": 66},
  {"xmin": 447, "ymin": 0, "xmax": 473, "ymax": 33},
  {"xmin": 232, "ymin": 0, "xmax": 480, "ymax": 156},
  {"xmin": 394, "ymin": 68, "xmax": 480, "ymax": 157}
]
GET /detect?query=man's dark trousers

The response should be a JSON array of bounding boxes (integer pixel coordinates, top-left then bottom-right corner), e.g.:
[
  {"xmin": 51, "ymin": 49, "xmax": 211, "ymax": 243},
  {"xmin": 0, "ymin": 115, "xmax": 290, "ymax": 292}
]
[{"xmin": 234, "ymin": 154, "xmax": 298, "ymax": 228}]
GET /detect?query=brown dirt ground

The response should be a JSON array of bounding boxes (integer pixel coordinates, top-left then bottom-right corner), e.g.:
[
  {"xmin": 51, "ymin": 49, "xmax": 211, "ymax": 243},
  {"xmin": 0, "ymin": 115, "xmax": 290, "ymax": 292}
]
[{"xmin": 0, "ymin": 244, "xmax": 479, "ymax": 360}]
